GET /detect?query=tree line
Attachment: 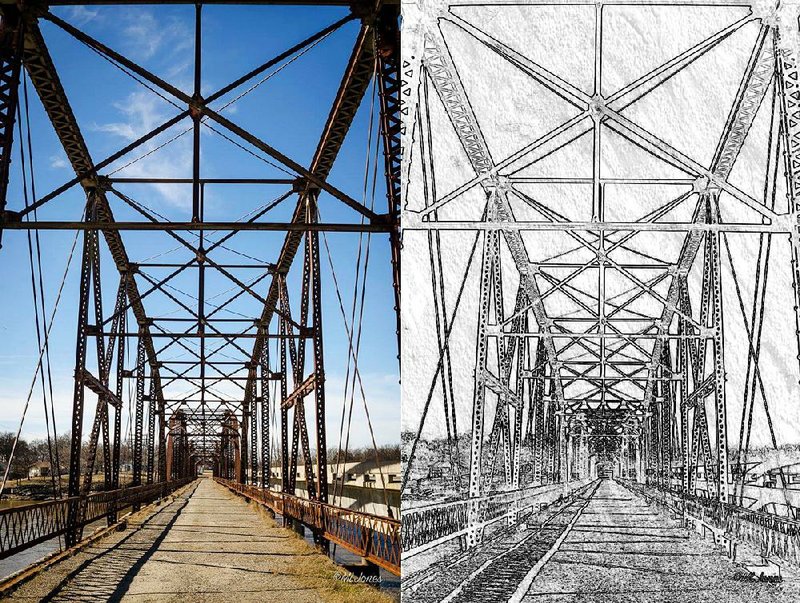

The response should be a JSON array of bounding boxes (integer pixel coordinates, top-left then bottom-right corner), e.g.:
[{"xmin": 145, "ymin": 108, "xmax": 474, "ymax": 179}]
[
  {"xmin": 327, "ymin": 444, "xmax": 401, "ymax": 465},
  {"xmin": 0, "ymin": 431, "xmax": 401, "ymax": 481},
  {"xmin": 0, "ymin": 432, "xmax": 134, "ymax": 482}
]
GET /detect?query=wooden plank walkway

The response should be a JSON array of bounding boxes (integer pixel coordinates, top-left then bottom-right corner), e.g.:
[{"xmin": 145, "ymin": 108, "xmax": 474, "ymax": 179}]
[{"xmin": 6, "ymin": 477, "xmax": 391, "ymax": 603}]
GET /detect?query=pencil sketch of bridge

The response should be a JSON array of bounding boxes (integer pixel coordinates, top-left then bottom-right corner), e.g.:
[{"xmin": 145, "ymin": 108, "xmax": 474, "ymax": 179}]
[{"xmin": 400, "ymin": 0, "xmax": 800, "ymax": 600}]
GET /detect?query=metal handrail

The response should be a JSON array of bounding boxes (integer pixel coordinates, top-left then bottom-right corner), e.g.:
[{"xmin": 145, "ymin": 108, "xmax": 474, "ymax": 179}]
[
  {"xmin": 0, "ymin": 477, "xmax": 194, "ymax": 559},
  {"xmin": 617, "ymin": 478, "xmax": 800, "ymax": 566},
  {"xmin": 214, "ymin": 478, "xmax": 401, "ymax": 576},
  {"xmin": 402, "ymin": 479, "xmax": 595, "ymax": 553}
]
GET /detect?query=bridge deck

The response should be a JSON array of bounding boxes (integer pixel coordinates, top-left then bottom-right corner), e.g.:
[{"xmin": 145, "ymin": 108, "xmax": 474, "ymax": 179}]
[
  {"xmin": 6, "ymin": 477, "xmax": 389, "ymax": 603},
  {"xmin": 407, "ymin": 479, "xmax": 800, "ymax": 602}
]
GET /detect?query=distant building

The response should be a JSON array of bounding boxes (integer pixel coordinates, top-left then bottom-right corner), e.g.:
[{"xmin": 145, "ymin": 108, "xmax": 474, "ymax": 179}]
[
  {"xmin": 763, "ymin": 462, "xmax": 800, "ymax": 488},
  {"xmin": 28, "ymin": 462, "xmax": 51, "ymax": 479},
  {"xmin": 269, "ymin": 460, "xmax": 402, "ymax": 490},
  {"xmin": 427, "ymin": 460, "xmax": 452, "ymax": 480},
  {"xmin": 730, "ymin": 460, "xmax": 761, "ymax": 483}
]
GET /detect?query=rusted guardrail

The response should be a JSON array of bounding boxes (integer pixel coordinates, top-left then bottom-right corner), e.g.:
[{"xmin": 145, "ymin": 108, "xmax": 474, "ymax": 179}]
[
  {"xmin": 0, "ymin": 477, "xmax": 195, "ymax": 559},
  {"xmin": 214, "ymin": 478, "xmax": 400, "ymax": 576},
  {"xmin": 617, "ymin": 478, "xmax": 800, "ymax": 567},
  {"xmin": 402, "ymin": 479, "xmax": 596, "ymax": 554}
]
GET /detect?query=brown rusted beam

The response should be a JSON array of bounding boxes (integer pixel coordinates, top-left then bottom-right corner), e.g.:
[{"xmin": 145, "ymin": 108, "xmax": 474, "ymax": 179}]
[
  {"xmin": 79, "ymin": 369, "xmax": 123, "ymax": 409},
  {"xmin": 282, "ymin": 373, "xmax": 316, "ymax": 409},
  {"xmin": 0, "ymin": 219, "xmax": 392, "ymax": 232}
]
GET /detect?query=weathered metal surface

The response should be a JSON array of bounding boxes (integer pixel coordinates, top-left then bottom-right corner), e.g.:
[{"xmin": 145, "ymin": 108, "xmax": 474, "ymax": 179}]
[
  {"xmin": 0, "ymin": 478, "xmax": 194, "ymax": 560},
  {"xmin": 214, "ymin": 478, "xmax": 401, "ymax": 576}
]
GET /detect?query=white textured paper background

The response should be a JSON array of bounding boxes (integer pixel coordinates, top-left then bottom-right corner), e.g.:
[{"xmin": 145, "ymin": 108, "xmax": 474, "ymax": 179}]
[{"xmin": 400, "ymin": 0, "xmax": 800, "ymax": 465}]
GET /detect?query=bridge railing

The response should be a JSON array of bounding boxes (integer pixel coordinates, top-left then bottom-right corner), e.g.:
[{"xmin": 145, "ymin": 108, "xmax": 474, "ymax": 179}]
[
  {"xmin": 213, "ymin": 478, "xmax": 401, "ymax": 576},
  {"xmin": 0, "ymin": 477, "xmax": 195, "ymax": 560},
  {"xmin": 618, "ymin": 479, "xmax": 800, "ymax": 567},
  {"xmin": 402, "ymin": 479, "xmax": 595, "ymax": 555}
]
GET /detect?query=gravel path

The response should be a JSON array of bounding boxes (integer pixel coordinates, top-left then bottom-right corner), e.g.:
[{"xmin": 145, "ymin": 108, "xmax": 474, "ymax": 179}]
[
  {"xmin": 519, "ymin": 479, "xmax": 800, "ymax": 602},
  {"xmin": 7, "ymin": 477, "xmax": 390, "ymax": 603},
  {"xmin": 407, "ymin": 479, "xmax": 800, "ymax": 603}
]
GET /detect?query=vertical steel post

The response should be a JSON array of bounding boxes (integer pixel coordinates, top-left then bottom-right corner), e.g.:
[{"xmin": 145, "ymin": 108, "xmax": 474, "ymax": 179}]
[
  {"xmin": 279, "ymin": 284, "xmax": 290, "ymax": 494},
  {"xmin": 465, "ymin": 191, "xmax": 498, "ymax": 548},
  {"xmin": 66, "ymin": 193, "xmax": 97, "ymax": 547},
  {"xmin": 261, "ymin": 343, "xmax": 270, "ymax": 489},
  {"xmin": 250, "ymin": 379, "xmax": 258, "ymax": 486},
  {"xmin": 240, "ymin": 375, "xmax": 250, "ymax": 484},
  {"xmin": 111, "ymin": 279, "xmax": 125, "ymax": 494},
  {"xmin": 776, "ymin": 30, "xmax": 800, "ymax": 399},
  {"xmin": 0, "ymin": 6, "xmax": 23, "ymax": 249},
  {"xmin": 158, "ymin": 388, "xmax": 166, "ymax": 483},
  {"xmin": 708, "ymin": 195, "xmax": 729, "ymax": 503},
  {"xmin": 560, "ymin": 418, "xmax": 570, "ymax": 496},
  {"xmin": 146, "ymin": 377, "xmax": 155, "ymax": 484},
  {"xmin": 375, "ymin": 5, "xmax": 402, "ymax": 356},
  {"xmin": 133, "ymin": 334, "xmax": 145, "ymax": 487}
]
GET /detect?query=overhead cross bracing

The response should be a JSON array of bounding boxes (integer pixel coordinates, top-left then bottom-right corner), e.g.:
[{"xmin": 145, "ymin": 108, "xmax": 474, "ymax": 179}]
[
  {"xmin": 0, "ymin": 0, "xmax": 400, "ymax": 561},
  {"xmin": 401, "ymin": 0, "xmax": 800, "ymax": 576}
]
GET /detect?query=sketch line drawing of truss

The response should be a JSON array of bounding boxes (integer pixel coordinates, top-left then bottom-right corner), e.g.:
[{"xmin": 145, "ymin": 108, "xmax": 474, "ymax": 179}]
[{"xmin": 401, "ymin": 0, "xmax": 800, "ymax": 600}]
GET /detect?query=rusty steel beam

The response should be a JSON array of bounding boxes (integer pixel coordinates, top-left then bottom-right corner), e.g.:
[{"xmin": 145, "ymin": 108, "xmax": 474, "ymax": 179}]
[
  {"xmin": 243, "ymin": 20, "xmax": 377, "ymax": 400},
  {"xmin": 375, "ymin": 3, "xmax": 402, "ymax": 355},
  {"xmin": 79, "ymin": 369, "xmax": 123, "ymax": 409},
  {"xmin": 0, "ymin": 4, "xmax": 22, "ymax": 238},
  {"xmin": 16, "ymin": 12, "xmax": 167, "ymax": 402},
  {"xmin": 282, "ymin": 371, "xmax": 316, "ymax": 409},
  {"xmin": 44, "ymin": 0, "xmax": 387, "ymax": 5},
  {"xmin": 0, "ymin": 219, "xmax": 392, "ymax": 232}
]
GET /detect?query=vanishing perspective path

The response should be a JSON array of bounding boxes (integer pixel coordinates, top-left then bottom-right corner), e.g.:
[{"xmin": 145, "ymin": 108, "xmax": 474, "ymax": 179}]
[
  {"xmin": 515, "ymin": 479, "xmax": 800, "ymax": 602},
  {"xmin": 408, "ymin": 480, "xmax": 800, "ymax": 603},
  {"xmin": 6, "ymin": 478, "xmax": 390, "ymax": 603}
]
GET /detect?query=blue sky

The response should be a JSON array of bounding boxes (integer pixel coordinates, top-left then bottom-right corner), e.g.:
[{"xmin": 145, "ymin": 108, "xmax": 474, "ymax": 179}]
[{"xmin": 0, "ymin": 4, "xmax": 399, "ymax": 451}]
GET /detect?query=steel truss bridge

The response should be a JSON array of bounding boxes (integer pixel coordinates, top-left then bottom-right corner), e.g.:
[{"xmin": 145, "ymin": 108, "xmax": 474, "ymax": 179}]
[
  {"xmin": 402, "ymin": 0, "xmax": 800, "ymax": 599},
  {"xmin": 0, "ymin": 0, "xmax": 400, "ymax": 581}
]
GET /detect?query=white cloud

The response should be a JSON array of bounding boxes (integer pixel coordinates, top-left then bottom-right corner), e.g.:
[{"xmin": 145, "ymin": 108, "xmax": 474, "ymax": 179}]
[
  {"xmin": 92, "ymin": 9, "xmax": 197, "ymax": 210},
  {"xmin": 66, "ymin": 6, "xmax": 100, "ymax": 26},
  {"xmin": 121, "ymin": 12, "xmax": 192, "ymax": 62},
  {"xmin": 92, "ymin": 90, "xmax": 193, "ymax": 209},
  {"xmin": 49, "ymin": 154, "xmax": 68, "ymax": 170}
]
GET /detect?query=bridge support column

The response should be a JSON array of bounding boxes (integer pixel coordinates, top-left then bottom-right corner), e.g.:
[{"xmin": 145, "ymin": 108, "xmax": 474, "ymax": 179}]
[
  {"xmin": 375, "ymin": 3, "xmax": 402, "ymax": 357},
  {"xmin": 66, "ymin": 191, "xmax": 119, "ymax": 546},
  {"xmin": 218, "ymin": 412, "xmax": 241, "ymax": 480},
  {"xmin": 464, "ymin": 192, "xmax": 499, "ymax": 549},
  {"xmin": 166, "ymin": 417, "xmax": 174, "ymax": 480},
  {"xmin": 240, "ymin": 387, "xmax": 250, "ymax": 484},
  {"xmin": 0, "ymin": 5, "xmax": 23, "ymax": 250},
  {"xmin": 146, "ymin": 378, "xmax": 156, "ymax": 484},
  {"xmin": 166, "ymin": 412, "xmax": 189, "ymax": 480},
  {"xmin": 706, "ymin": 195, "xmax": 730, "ymax": 503},
  {"xmin": 260, "ymin": 345, "xmax": 271, "ymax": 489},
  {"xmin": 635, "ymin": 441, "xmax": 643, "ymax": 483},
  {"xmin": 775, "ymin": 14, "xmax": 800, "ymax": 389},
  {"xmin": 561, "ymin": 419, "xmax": 570, "ymax": 496},
  {"xmin": 131, "ymin": 333, "xmax": 145, "ymax": 510},
  {"xmin": 275, "ymin": 197, "xmax": 330, "ymax": 541}
]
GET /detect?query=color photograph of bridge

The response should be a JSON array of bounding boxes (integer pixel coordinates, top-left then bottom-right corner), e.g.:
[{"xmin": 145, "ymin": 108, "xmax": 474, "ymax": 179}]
[
  {"xmin": 401, "ymin": 0, "xmax": 800, "ymax": 600},
  {"xmin": 0, "ymin": 0, "xmax": 400, "ymax": 600}
]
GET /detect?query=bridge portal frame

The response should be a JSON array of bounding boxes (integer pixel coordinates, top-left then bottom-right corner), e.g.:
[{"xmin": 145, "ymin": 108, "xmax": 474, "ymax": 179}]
[{"xmin": 0, "ymin": 0, "xmax": 400, "ymax": 549}]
